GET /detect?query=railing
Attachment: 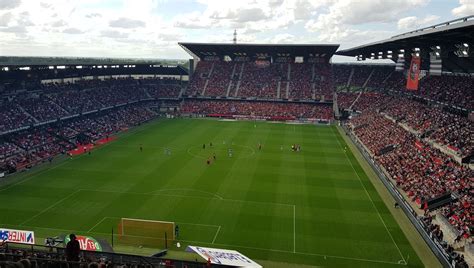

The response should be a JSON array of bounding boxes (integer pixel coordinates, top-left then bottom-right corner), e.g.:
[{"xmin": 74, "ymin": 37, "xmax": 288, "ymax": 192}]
[{"xmin": 1, "ymin": 242, "xmax": 223, "ymax": 267}]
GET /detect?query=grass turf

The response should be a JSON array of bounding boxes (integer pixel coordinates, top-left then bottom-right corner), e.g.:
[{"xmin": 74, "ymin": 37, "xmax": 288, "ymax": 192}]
[{"xmin": 0, "ymin": 118, "xmax": 424, "ymax": 267}]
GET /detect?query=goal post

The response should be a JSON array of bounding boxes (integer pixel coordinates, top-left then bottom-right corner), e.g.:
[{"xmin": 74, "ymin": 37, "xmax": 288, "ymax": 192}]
[{"xmin": 117, "ymin": 218, "xmax": 175, "ymax": 248}]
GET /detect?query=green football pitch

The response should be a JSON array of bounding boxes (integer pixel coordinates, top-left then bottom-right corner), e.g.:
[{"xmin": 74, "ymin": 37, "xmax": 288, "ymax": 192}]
[{"xmin": 0, "ymin": 118, "xmax": 424, "ymax": 267}]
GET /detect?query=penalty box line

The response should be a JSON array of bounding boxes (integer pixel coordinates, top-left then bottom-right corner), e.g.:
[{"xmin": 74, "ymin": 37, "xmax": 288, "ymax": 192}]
[
  {"xmin": 79, "ymin": 188, "xmax": 295, "ymax": 208},
  {"xmin": 88, "ymin": 216, "xmax": 222, "ymax": 243},
  {"xmin": 81, "ymin": 189, "xmax": 295, "ymax": 248}
]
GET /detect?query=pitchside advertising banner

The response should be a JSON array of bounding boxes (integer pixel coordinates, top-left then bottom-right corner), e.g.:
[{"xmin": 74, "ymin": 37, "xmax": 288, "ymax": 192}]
[
  {"xmin": 406, "ymin": 56, "xmax": 421, "ymax": 90},
  {"xmin": 64, "ymin": 235, "xmax": 103, "ymax": 252},
  {"xmin": 186, "ymin": 246, "xmax": 262, "ymax": 267},
  {"xmin": 0, "ymin": 228, "xmax": 35, "ymax": 245}
]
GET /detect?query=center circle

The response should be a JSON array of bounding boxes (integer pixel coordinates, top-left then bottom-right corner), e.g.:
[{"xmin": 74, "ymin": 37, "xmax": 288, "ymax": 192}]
[{"xmin": 187, "ymin": 143, "xmax": 256, "ymax": 160}]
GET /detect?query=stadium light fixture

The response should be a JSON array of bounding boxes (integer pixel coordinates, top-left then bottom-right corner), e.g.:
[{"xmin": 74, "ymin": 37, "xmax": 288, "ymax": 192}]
[
  {"xmin": 57, "ymin": 66, "xmax": 66, "ymax": 69},
  {"xmin": 463, "ymin": 43, "xmax": 469, "ymax": 47},
  {"xmin": 1, "ymin": 67, "xmax": 9, "ymax": 71},
  {"xmin": 435, "ymin": 52, "xmax": 440, "ymax": 56},
  {"xmin": 399, "ymin": 49, "xmax": 405, "ymax": 53},
  {"xmin": 76, "ymin": 65, "xmax": 83, "ymax": 69},
  {"xmin": 48, "ymin": 66, "xmax": 54, "ymax": 69},
  {"xmin": 414, "ymin": 47, "xmax": 420, "ymax": 51},
  {"xmin": 436, "ymin": 46, "xmax": 441, "ymax": 50},
  {"xmin": 462, "ymin": 50, "xmax": 468, "ymax": 56},
  {"xmin": 415, "ymin": 53, "xmax": 420, "ymax": 57}
]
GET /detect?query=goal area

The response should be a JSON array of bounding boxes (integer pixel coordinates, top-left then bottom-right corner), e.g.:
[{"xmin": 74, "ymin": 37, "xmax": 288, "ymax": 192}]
[{"xmin": 117, "ymin": 218, "xmax": 175, "ymax": 248}]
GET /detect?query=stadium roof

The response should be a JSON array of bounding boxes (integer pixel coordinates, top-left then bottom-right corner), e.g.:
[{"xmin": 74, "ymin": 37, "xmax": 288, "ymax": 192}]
[
  {"xmin": 337, "ymin": 16, "xmax": 474, "ymax": 59},
  {"xmin": 179, "ymin": 43, "xmax": 340, "ymax": 60},
  {"xmin": 0, "ymin": 64, "xmax": 188, "ymax": 81}
]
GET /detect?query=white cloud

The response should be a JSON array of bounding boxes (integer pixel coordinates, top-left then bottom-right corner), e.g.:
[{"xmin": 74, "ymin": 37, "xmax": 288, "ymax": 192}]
[
  {"xmin": 305, "ymin": 0, "xmax": 430, "ymax": 46},
  {"xmin": 397, "ymin": 15, "xmax": 440, "ymax": 30},
  {"xmin": 0, "ymin": 11, "xmax": 12, "ymax": 26},
  {"xmin": 109, "ymin": 17, "xmax": 146, "ymax": 28},
  {"xmin": 270, "ymin": 33, "xmax": 295, "ymax": 43},
  {"xmin": 0, "ymin": 0, "xmax": 455, "ymax": 60},
  {"xmin": 62, "ymin": 27, "xmax": 83, "ymax": 34},
  {"xmin": 452, "ymin": 0, "xmax": 474, "ymax": 17},
  {"xmin": 0, "ymin": 0, "xmax": 20, "ymax": 10}
]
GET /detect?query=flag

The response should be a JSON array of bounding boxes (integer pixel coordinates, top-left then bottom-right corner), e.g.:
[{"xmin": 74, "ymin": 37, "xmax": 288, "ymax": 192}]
[{"xmin": 406, "ymin": 56, "xmax": 421, "ymax": 90}]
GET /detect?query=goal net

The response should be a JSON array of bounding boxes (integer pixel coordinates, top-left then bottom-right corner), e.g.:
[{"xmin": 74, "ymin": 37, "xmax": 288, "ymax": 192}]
[{"xmin": 117, "ymin": 218, "xmax": 175, "ymax": 248}]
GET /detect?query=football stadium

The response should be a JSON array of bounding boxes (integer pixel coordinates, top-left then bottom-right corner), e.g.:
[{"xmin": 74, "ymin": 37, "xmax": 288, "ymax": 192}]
[{"xmin": 0, "ymin": 2, "xmax": 473, "ymax": 268}]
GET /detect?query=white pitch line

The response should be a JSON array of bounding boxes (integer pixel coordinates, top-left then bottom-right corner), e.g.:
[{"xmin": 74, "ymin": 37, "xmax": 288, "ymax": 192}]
[
  {"xmin": 79, "ymin": 188, "xmax": 295, "ymax": 208},
  {"xmin": 149, "ymin": 188, "xmax": 224, "ymax": 200},
  {"xmin": 332, "ymin": 127, "xmax": 407, "ymax": 264},
  {"xmin": 87, "ymin": 217, "xmax": 109, "ymax": 233},
  {"xmin": 293, "ymin": 205, "xmax": 296, "ymax": 253},
  {"xmin": 19, "ymin": 189, "xmax": 81, "ymax": 226},
  {"xmin": 211, "ymin": 226, "xmax": 221, "ymax": 244},
  {"xmin": 179, "ymin": 238, "xmax": 406, "ymax": 266},
  {"xmin": 9, "ymin": 223, "xmax": 405, "ymax": 266}
]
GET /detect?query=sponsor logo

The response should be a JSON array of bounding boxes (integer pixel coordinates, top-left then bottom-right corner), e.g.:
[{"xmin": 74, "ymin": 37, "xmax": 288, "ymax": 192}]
[
  {"xmin": 64, "ymin": 235, "xmax": 102, "ymax": 252},
  {"xmin": 187, "ymin": 246, "xmax": 261, "ymax": 267},
  {"xmin": 0, "ymin": 228, "xmax": 35, "ymax": 245}
]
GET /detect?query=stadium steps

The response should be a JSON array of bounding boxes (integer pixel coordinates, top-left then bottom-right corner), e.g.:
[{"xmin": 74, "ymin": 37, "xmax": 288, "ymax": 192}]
[
  {"xmin": 178, "ymin": 86, "xmax": 185, "ymax": 98},
  {"xmin": 226, "ymin": 81, "xmax": 233, "ymax": 97},
  {"xmin": 362, "ymin": 68, "xmax": 375, "ymax": 88},
  {"xmin": 382, "ymin": 70, "xmax": 394, "ymax": 84},
  {"xmin": 201, "ymin": 79, "xmax": 209, "ymax": 96},
  {"xmin": 17, "ymin": 104, "xmax": 40, "ymax": 123},
  {"xmin": 234, "ymin": 80, "xmax": 241, "ymax": 97},
  {"xmin": 276, "ymin": 81, "xmax": 281, "ymax": 98},
  {"xmin": 287, "ymin": 63, "xmax": 291, "ymax": 80},
  {"xmin": 285, "ymin": 82, "xmax": 290, "ymax": 99},
  {"xmin": 143, "ymin": 87, "xmax": 153, "ymax": 98},
  {"xmin": 346, "ymin": 67, "xmax": 354, "ymax": 87},
  {"xmin": 348, "ymin": 91, "xmax": 363, "ymax": 110},
  {"xmin": 233, "ymin": 63, "xmax": 245, "ymax": 97}
]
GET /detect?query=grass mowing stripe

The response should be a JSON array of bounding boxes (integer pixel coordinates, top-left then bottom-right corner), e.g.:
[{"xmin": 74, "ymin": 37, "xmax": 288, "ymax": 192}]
[
  {"xmin": 0, "ymin": 119, "xmax": 423, "ymax": 267},
  {"xmin": 330, "ymin": 126, "xmax": 406, "ymax": 263},
  {"xmin": 19, "ymin": 189, "xmax": 81, "ymax": 226}
]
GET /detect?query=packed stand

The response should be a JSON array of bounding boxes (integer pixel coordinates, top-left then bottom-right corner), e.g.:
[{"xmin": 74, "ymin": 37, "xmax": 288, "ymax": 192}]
[
  {"xmin": 332, "ymin": 64, "xmax": 352, "ymax": 88},
  {"xmin": 0, "ymin": 101, "xmax": 35, "ymax": 133},
  {"xmin": 0, "ymin": 104, "xmax": 158, "ymax": 174},
  {"xmin": 237, "ymin": 62, "xmax": 279, "ymax": 99},
  {"xmin": 181, "ymin": 100, "xmax": 333, "ymax": 120},
  {"xmin": 289, "ymin": 63, "xmax": 313, "ymax": 100},
  {"xmin": 203, "ymin": 61, "xmax": 234, "ymax": 97},
  {"xmin": 347, "ymin": 92, "xmax": 473, "ymax": 242},
  {"xmin": 349, "ymin": 65, "xmax": 372, "ymax": 87},
  {"xmin": 186, "ymin": 61, "xmax": 213, "ymax": 96}
]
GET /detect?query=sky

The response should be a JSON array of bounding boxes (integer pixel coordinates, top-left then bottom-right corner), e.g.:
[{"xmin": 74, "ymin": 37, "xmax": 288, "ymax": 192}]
[{"xmin": 0, "ymin": 0, "xmax": 473, "ymax": 62}]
